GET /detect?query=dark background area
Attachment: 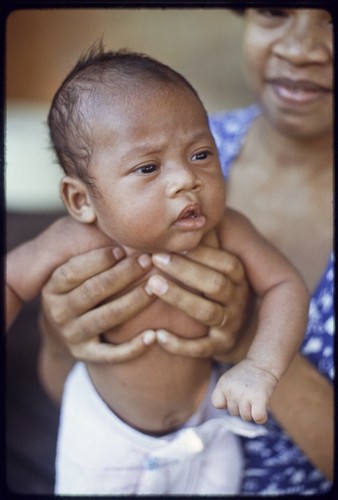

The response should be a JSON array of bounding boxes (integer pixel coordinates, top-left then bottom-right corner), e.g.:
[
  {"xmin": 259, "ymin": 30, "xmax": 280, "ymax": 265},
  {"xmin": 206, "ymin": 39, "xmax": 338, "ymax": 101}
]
[{"xmin": 6, "ymin": 213, "xmax": 64, "ymax": 494}]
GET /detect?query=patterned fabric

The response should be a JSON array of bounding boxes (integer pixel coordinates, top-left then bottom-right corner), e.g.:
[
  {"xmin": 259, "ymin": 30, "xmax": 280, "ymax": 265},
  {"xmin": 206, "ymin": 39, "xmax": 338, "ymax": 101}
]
[{"xmin": 209, "ymin": 106, "xmax": 334, "ymax": 495}]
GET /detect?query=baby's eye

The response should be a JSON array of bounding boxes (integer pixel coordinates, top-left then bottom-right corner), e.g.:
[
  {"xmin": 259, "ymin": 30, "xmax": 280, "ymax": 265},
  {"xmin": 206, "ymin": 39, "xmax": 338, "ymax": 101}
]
[
  {"xmin": 191, "ymin": 151, "xmax": 210, "ymax": 161},
  {"xmin": 136, "ymin": 164, "xmax": 158, "ymax": 175}
]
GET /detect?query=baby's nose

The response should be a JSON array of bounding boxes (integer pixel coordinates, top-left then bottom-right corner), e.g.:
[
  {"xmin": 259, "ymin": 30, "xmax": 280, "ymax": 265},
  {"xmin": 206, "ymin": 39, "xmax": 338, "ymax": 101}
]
[{"xmin": 166, "ymin": 165, "xmax": 202, "ymax": 197}]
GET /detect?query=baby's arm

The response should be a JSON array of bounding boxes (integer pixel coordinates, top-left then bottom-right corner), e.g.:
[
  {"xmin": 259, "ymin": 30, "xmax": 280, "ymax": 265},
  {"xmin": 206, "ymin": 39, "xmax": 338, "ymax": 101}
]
[
  {"xmin": 212, "ymin": 209, "xmax": 309, "ymax": 424},
  {"xmin": 6, "ymin": 216, "xmax": 113, "ymax": 329}
]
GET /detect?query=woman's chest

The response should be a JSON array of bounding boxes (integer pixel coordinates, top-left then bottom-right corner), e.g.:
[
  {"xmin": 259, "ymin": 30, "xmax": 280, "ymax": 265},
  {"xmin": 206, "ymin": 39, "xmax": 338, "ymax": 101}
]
[{"xmin": 226, "ymin": 165, "xmax": 333, "ymax": 293}]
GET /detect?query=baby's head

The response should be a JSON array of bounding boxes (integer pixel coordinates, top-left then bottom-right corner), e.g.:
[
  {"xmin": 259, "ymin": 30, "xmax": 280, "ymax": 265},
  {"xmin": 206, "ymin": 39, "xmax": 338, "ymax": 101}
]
[
  {"xmin": 49, "ymin": 42, "xmax": 203, "ymax": 183},
  {"xmin": 49, "ymin": 44, "xmax": 226, "ymax": 253}
]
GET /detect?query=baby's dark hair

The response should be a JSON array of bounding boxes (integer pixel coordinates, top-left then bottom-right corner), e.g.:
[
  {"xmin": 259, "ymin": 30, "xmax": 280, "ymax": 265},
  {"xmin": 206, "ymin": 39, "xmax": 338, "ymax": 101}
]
[{"xmin": 48, "ymin": 42, "xmax": 202, "ymax": 182}]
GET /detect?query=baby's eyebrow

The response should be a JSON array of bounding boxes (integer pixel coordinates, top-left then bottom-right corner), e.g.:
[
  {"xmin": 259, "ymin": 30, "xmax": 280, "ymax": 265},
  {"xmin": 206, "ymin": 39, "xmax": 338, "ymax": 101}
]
[
  {"xmin": 120, "ymin": 130, "xmax": 214, "ymax": 160},
  {"xmin": 189, "ymin": 131, "xmax": 214, "ymax": 142},
  {"xmin": 120, "ymin": 144, "xmax": 162, "ymax": 160}
]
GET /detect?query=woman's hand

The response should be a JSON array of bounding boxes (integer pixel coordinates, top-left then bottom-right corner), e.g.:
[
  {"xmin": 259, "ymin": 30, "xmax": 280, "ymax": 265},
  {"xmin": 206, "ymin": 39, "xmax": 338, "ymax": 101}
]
[
  {"xmin": 146, "ymin": 244, "xmax": 253, "ymax": 361},
  {"xmin": 38, "ymin": 245, "xmax": 159, "ymax": 404},
  {"xmin": 39, "ymin": 241, "xmax": 251, "ymax": 370},
  {"xmin": 39, "ymin": 246, "xmax": 157, "ymax": 363}
]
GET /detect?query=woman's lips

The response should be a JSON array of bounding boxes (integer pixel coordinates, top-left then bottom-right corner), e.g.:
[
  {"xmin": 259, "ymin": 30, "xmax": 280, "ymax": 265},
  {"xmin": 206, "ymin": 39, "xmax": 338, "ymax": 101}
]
[
  {"xmin": 267, "ymin": 77, "xmax": 331, "ymax": 105},
  {"xmin": 174, "ymin": 203, "xmax": 206, "ymax": 230}
]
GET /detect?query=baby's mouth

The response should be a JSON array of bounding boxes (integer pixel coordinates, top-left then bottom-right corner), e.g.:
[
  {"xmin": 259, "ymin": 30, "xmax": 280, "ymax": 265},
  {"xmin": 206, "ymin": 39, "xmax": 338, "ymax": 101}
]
[
  {"xmin": 174, "ymin": 203, "xmax": 206, "ymax": 229},
  {"xmin": 177, "ymin": 203, "xmax": 202, "ymax": 220}
]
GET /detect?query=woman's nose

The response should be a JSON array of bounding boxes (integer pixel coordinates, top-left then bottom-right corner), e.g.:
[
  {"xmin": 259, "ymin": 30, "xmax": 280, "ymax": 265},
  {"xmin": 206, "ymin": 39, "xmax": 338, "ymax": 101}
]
[
  {"xmin": 272, "ymin": 13, "xmax": 331, "ymax": 65},
  {"xmin": 165, "ymin": 164, "xmax": 203, "ymax": 197}
]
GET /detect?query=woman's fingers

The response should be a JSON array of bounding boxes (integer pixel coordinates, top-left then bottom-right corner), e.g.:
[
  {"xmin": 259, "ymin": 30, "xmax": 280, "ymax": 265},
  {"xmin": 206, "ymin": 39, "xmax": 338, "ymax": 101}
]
[
  {"xmin": 152, "ymin": 246, "xmax": 245, "ymax": 300},
  {"xmin": 147, "ymin": 275, "xmax": 227, "ymax": 327},
  {"xmin": 182, "ymin": 245, "xmax": 251, "ymax": 333},
  {"xmin": 156, "ymin": 328, "xmax": 235, "ymax": 358},
  {"xmin": 62, "ymin": 255, "xmax": 152, "ymax": 317},
  {"xmin": 44, "ymin": 282, "xmax": 155, "ymax": 345},
  {"xmin": 151, "ymin": 247, "xmax": 251, "ymax": 339},
  {"xmin": 186, "ymin": 244, "xmax": 245, "ymax": 284},
  {"xmin": 152, "ymin": 253, "xmax": 232, "ymax": 302},
  {"xmin": 68, "ymin": 285, "xmax": 155, "ymax": 343},
  {"xmin": 147, "ymin": 245, "xmax": 254, "ymax": 362},
  {"xmin": 43, "ymin": 250, "xmax": 152, "ymax": 318},
  {"xmin": 69, "ymin": 330, "xmax": 156, "ymax": 363},
  {"xmin": 46, "ymin": 247, "xmax": 122, "ymax": 293},
  {"xmin": 40, "ymin": 248, "xmax": 155, "ymax": 345},
  {"xmin": 47, "ymin": 247, "xmax": 150, "ymax": 295}
]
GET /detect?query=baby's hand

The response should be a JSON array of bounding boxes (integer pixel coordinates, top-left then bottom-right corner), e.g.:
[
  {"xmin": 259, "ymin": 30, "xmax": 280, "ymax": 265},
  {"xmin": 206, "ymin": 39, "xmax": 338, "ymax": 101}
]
[{"xmin": 211, "ymin": 358, "xmax": 278, "ymax": 424}]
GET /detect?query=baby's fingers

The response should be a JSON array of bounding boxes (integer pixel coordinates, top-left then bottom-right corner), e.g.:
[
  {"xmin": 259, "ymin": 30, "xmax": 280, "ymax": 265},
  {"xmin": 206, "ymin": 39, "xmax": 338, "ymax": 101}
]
[
  {"xmin": 239, "ymin": 402, "xmax": 254, "ymax": 422},
  {"xmin": 211, "ymin": 384, "xmax": 228, "ymax": 409},
  {"xmin": 251, "ymin": 401, "xmax": 268, "ymax": 425}
]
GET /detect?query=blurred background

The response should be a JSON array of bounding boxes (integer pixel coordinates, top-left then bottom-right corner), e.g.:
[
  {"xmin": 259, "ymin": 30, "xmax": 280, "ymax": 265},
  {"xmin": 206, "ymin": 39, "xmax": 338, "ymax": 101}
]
[{"xmin": 6, "ymin": 7, "xmax": 252, "ymax": 494}]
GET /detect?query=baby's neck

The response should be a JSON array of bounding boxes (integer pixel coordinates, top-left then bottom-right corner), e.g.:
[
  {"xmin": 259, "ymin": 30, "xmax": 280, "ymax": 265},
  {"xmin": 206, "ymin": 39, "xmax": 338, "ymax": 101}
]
[
  {"xmin": 121, "ymin": 229, "xmax": 219, "ymax": 258},
  {"xmin": 122, "ymin": 245, "xmax": 188, "ymax": 259}
]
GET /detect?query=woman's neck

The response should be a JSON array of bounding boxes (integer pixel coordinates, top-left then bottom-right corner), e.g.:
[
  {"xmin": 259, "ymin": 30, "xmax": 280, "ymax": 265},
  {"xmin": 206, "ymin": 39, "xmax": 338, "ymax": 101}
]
[
  {"xmin": 249, "ymin": 115, "xmax": 333, "ymax": 177},
  {"xmin": 228, "ymin": 113, "xmax": 333, "ymax": 292}
]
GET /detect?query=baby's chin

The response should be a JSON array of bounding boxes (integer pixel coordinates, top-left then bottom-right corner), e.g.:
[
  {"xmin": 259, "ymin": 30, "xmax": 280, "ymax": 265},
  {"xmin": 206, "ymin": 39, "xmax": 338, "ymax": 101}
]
[
  {"xmin": 122, "ymin": 237, "xmax": 203, "ymax": 257},
  {"xmin": 157, "ymin": 234, "xmax": 206, "ymax": 255}
]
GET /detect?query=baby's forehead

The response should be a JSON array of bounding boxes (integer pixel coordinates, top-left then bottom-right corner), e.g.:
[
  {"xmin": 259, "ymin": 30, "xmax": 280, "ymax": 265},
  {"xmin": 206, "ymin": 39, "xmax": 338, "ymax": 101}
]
[
  {"xmin": 93, "ymin": 77, "xmax": 193, "ymax": 103},
  {"xmin": 86, "ymin": 80, "xmax": 209, "ymax": 153},
  {"xmin": 85, "ymin": 80, "xmax": 202, "ymax": 122}
]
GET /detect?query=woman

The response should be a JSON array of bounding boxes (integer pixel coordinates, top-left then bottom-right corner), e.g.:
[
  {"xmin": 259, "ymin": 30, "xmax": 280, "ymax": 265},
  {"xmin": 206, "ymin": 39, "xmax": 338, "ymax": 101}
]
[
  {"xmin": 38, "ymin": 8, "xmax": 333, "ymax": 494},
  {"xmin": 207, "ymin": 8, "xmax": 334, "ymax": 493}
]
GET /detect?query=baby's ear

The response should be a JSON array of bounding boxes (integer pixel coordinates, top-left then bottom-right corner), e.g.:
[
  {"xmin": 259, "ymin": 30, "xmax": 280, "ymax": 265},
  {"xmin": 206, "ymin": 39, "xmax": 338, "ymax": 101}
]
[{"xmin": 60, "ymin": 176, "xmax": 96, "ymax": 224}]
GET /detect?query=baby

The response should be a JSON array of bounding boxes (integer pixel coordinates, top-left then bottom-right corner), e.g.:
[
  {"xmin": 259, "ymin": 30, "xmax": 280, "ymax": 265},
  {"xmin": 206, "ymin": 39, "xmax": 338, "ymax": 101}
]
[{"xmin": 6, "ymin": 46, "xmax": 309, "ymax": 495}]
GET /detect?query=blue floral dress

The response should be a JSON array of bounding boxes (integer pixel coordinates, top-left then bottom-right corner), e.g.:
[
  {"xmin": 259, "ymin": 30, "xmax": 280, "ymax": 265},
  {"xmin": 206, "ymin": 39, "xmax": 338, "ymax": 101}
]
[{"xmin": 209, "ymin": 106, "xmax": 334, "ymax": 495}]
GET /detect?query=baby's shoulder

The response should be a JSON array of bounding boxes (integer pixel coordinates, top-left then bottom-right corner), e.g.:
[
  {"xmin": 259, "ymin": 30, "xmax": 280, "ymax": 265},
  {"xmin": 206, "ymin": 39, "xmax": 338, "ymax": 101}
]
[
  {"xmin": 216, "ymin": 208, "xmax": 261, "ymax": 251},
  {"xmin": 218, "ymin": 207, "xmax": 253, "ymax": 232}
]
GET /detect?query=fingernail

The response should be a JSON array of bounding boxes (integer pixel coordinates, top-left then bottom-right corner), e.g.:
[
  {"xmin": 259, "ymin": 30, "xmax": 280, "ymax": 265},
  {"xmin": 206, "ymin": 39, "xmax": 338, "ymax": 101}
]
[
  {"xmin": 143, "ymin": 330, "xmax": 155, "ymax": 345},
  {"xmin": 147, "ymin": 275, "xmax": 168, "ymax": 295},
  {"xmin": 157, "ymin": 330, "xmax": 168, "ymax": 343},
  {"xmin": 112, "ymin": 247, "xmax": 124, "ymax": 260},
  {"xmin": 153, "ymin": 253, "xmax": 171, "ymax": 266},
  {"xmin": 138, "ymin": 254, "xmax": 152, "ymax": 269},
  {"xmin": 144, "ymin": 284, "xmax": 154, "ymax": 296}
]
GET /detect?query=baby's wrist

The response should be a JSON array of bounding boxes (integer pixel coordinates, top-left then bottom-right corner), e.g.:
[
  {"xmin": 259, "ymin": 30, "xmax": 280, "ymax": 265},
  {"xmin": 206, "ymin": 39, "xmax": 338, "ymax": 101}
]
[{"xmin": 244, "ymin": 356, "xmax": 280, "ymax": 384}]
